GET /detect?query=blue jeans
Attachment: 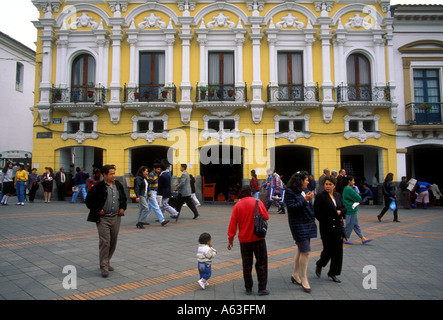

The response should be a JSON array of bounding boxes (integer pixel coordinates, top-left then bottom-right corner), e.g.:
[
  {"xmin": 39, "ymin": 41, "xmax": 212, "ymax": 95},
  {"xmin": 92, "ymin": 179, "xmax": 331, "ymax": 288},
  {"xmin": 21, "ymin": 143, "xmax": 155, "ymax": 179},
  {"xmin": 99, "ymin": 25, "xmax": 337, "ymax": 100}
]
[
  {"xmin": 147, "ymin": 190, "xmax": 165, "ymax": 223},
  {"xmin": 72, "ymin": 184, "xmax": 87, "ymax": 202},
  {"xmin": 16, "ymin": 181, "xmax": 25, "ymax": 203},
  {"xmin": 198, "ymin": 262, "xmax": 212, "ymax": 281},
  {"xmin": 345, "ymin": 214, "xmax": 364, "ymax": 239}
]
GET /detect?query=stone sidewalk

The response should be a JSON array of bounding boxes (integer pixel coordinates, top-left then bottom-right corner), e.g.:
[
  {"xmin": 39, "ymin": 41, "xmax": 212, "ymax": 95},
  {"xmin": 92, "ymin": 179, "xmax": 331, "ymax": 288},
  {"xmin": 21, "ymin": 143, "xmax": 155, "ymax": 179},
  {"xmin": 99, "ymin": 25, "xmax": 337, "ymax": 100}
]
[{"xmin": 0, "ymin": 199, "xmax": 442, "ymax": 302}]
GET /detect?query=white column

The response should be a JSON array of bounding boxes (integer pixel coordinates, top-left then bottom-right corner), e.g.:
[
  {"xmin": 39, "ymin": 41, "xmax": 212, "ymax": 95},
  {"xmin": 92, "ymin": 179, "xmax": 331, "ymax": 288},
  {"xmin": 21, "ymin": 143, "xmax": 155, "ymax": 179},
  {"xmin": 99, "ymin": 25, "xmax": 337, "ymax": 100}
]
[
  {"xmin": 268, "ymin": 38, "xmax": 277, "ymax": 86},
  {"xmin": 235, "ymin": 38, "xmax": 244, "ymax": 86},
  {"xmin": 198, "ymin": 38, "xmax": 207, "ymax": 85},
  {"xmin": 127, "ymin": 39, "xmax": 137, "ymax": 87},
  {"xmin": 109, "ymin": 33, "xmax": 123, "ymax": 104},
  {"xmin": 305, "ymin": 38, "xmax": 315, "ymax": 86},
  {"xmin": 166, "ymin": 38, "xmax": 175, "ymax": 87}
]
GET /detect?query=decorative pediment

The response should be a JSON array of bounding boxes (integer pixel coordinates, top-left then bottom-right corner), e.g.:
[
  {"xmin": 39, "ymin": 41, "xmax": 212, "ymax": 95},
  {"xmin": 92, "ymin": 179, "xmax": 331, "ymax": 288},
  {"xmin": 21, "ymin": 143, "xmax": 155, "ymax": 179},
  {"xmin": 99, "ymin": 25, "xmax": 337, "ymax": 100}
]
[
  {"xmin": 70, "ymin": 13, "xmax": 101, "ymax": 30},
  {"xmin": 343, "ymin": 13, "xmax": 373, "ymax": 30},
  {"xmin": 207, "ymin": 12, "xmax": 236, "ymax": 29},
  {"xmin": 138, "ymin": 13, "xmax": 167, "ymax": 29},
  {"xmin": 275, "ymin": 13, "xmax": 305, "ymax": 30},
  {"xmin": 398, "ymin": 40, "xmax": 443, "ymax": 54}
]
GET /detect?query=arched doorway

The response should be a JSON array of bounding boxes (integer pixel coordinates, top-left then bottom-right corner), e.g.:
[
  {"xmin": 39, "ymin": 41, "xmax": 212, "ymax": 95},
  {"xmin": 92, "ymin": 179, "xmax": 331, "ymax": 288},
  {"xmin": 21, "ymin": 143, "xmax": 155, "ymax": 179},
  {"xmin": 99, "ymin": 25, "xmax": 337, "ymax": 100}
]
[
  {"xmin": 199, "ymin": 145, "xmax": 243, "ymax": 200},
  {"xmin": 130, "ymin": 146, "xmax": 171, "ymax": 176},
  {"xmin": 340, "ymin": 146, "xmax": 381, "ymax": 188},
  {"xmin": 271, "ymin": 146, "xmax": 312, "ymax": 185},
  {"xmin": 407, "ymin": 144, "xmax": 443, "ymax": 187}
]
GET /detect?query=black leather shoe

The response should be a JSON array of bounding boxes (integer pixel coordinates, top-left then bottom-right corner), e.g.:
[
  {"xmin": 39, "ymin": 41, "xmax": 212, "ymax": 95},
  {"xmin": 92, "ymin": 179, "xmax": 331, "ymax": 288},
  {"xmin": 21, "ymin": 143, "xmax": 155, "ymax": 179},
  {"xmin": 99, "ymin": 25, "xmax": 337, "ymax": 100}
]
[
  {"xmin": 193, "ymin": 213, "xmax": 199, "ymax": 219},
  {"xmin": 257, "ymin": 289, "xmax": 270, "ymax": 296},
  {"xmin": 161, "ymin": 219, "xmax": 170, "ymax": 226},
  {"xmin": 315, "ymin": 265, "xmax": 322, "ymax": 278},
  {"xmin": 328, "ymin": 275, "xmax": 341, "ymax": 283},
  {"xmin": 136, "ymin": 223, "xmax": 145, "ymax": 229}
]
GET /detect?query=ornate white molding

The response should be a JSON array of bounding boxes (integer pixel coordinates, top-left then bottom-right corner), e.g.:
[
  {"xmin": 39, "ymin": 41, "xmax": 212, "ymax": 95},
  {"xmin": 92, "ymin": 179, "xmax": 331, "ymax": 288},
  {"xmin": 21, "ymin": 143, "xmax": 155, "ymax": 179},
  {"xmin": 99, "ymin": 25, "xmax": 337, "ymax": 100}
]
[
  {"xmin": 201, "ymin": 114, "xmax": 241, "ymax": 143},
  {"xmin": 70, "ymin": 13, "xmax": 101, "ymax": 30},
  {"xmin": 138, "ymin": 13, "xmax": 167, "ymax": 29},
  {"xmin": 108, "ymin": 107, "xmax": 121, "ymax": 124},
  {"xmin": 343, "ymin": 114, "xmax": 381, "ymax": 143},
  {"xmin": 38, "ymin": 108, "xmax": 52, "ymax": 125},
  {"xmin": 53, "ymin": 102, "xmax": 105, "ymax": 118},
  {"xmin": 275, "ymin": 13, "xmax": 305, "ymax": 30},
  {"xmin": 344, "ymin": 14, "xmax": 373, "ymax": 30},
  {"xmin": 274, "ymin": 114, "xmax": 311, "ymax": 143},
  {"xmin": 207, "ymin": 12, "xmax": 236, "ymax": 29},
  {"xmin": 131, "ymin": 114, "xmax": 169, "ymax": 143},
  {"xmin": 61, "ymin": 115, "xmax": 99, "ymax": 144}
]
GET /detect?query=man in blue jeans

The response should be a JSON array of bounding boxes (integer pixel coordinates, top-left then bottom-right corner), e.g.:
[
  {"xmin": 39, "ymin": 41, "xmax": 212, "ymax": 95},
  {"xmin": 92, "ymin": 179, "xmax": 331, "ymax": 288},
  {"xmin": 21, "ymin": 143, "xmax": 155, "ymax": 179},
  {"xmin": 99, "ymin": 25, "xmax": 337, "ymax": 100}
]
[
  {"xmin": 71, "ymin": 167, "xmax": 89, "ymax": 203},
  {"xmin": 146, "ymin": 163, "xmax": 170, "ymax": 226}
]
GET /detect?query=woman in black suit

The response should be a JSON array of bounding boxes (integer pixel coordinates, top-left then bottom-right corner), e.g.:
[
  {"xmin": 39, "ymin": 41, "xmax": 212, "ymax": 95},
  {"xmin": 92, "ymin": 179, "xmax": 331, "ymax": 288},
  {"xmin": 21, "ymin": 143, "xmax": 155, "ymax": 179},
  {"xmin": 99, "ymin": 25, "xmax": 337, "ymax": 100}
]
[{"xmin": 314, "ymin": 175, "xmax": 347, "ymax": 283}]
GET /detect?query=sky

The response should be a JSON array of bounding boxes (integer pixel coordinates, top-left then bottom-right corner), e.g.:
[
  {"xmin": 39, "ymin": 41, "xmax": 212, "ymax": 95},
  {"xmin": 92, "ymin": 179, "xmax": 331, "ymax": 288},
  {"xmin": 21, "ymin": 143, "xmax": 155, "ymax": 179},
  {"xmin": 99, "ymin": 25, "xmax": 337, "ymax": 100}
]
[{"xmin": 0, "ymin": 0, "xmax": 442, "ymax": 52}]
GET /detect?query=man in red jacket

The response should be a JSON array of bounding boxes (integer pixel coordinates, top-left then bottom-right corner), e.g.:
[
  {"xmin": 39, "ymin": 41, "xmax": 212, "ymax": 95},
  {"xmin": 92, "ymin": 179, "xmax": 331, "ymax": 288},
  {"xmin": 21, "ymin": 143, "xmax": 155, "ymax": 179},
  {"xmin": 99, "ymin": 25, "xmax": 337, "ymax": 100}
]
[{"xmin": 227, "ymin": 186, "xmax": 270, "ymax": 296}]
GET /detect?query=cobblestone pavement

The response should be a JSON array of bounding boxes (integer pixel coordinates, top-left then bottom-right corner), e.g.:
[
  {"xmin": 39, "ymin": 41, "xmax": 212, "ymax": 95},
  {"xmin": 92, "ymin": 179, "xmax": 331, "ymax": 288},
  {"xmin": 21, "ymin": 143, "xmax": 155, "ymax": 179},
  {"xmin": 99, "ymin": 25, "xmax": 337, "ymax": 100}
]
[{"xmin": 1, "ymin": 198, "xmax": 442, "ymax": 305}]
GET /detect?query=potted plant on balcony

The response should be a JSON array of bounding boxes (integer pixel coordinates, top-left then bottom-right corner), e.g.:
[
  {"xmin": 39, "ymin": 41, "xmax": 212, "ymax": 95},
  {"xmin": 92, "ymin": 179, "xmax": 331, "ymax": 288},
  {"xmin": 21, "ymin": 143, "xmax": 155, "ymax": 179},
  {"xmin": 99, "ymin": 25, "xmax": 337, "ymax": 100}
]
[
  {"xmin": 199, "ymin": 86, "xmax": 208, "ymax": 100},
  {"xmin": 418, "ymin": 103, "xmax": 432, "ymax": 112},
  {"xmin": 227, "ymin": 88, "xmax": 235, "ymax": 97},
  {"xmin": 54, "ymin": 86, "xmax": 63, "ymax": 101},
  {"xmin": 209, "ymin": 86, "xmax": 216, "ymax": 97},
  {"xmin": 87, "ymin": 82, "xmax": 95, "ymax": 98},
  {"xmin": 161, "ymin": 89, "xmax": 168, "ymax": 98},
  {"xmin": 133, "ymin": 86, "xmax": 140, "ymax": 99}
]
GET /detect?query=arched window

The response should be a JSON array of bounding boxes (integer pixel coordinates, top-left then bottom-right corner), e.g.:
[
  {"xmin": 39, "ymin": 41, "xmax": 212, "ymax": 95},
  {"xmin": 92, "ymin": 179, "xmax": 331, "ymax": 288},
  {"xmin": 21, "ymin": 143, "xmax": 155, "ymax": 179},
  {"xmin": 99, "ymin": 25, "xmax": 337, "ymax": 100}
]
[
  {"xmin": 347, "ymin": 53, "xmax": 371, "ymax": 101},
  {"xmin": 71, "ymin": 54, "xmax": 96, "ymax": 102}
]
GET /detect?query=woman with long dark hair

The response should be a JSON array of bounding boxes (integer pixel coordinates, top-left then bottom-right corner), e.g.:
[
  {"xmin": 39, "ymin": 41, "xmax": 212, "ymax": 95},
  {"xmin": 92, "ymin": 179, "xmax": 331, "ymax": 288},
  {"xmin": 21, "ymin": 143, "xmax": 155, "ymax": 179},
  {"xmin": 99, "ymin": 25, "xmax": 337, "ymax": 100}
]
[
  {"xmin": 314, "ymin": 175, "xmax": 347, "ymax": 283},
  {"xmin": 377, "ymin": 173, "xmax": 400, "ymax": 222},
  {"xmin": 285, "ymin": 171, "xmax": 316, "ymax": 293}
]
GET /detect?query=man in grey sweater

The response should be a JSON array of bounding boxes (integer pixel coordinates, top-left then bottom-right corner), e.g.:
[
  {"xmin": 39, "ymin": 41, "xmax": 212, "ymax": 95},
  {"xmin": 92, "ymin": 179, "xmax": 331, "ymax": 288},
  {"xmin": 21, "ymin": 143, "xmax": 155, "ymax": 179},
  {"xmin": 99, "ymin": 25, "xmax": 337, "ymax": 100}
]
[{"xmin": 175, "ymin": 164, "xmax": 199, "ymax": 221}]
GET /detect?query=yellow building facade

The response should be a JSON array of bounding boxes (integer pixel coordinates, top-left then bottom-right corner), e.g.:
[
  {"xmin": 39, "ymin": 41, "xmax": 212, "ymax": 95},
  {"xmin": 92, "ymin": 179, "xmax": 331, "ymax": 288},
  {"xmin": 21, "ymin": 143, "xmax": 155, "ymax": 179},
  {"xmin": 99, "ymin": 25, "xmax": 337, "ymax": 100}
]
[{"xmin": 31, "ymin": 0, "xmax": 397, "ymax": 199}]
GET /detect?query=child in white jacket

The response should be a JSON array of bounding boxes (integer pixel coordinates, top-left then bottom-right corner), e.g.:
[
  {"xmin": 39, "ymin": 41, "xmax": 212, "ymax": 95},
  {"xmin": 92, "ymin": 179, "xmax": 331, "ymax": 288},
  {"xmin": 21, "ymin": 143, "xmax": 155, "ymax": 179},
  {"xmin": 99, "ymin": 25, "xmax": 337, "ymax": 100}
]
[{"xmin": 197, "ymin": 232, "xmax": 217, "ymax": 289}]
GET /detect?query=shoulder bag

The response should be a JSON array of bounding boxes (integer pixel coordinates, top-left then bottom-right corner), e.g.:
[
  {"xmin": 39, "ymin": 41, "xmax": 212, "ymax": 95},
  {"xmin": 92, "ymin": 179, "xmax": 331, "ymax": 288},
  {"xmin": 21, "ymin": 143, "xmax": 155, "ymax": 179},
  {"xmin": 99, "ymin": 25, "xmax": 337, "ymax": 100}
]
[{"xmin": 253, "ymin": 199, "xmax": 268, "ymax": 238}]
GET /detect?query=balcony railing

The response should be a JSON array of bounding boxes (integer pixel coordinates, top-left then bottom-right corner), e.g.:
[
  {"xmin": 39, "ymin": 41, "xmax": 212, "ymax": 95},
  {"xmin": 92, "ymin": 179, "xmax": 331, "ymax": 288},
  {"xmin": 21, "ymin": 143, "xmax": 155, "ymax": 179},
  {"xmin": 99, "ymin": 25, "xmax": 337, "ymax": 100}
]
[
  {"xmin": 52, "ymin": 85, "xmax": 107, "ymax": 104},
  {"xmin": 406, "ymin": 102, "xmax": 443, "ymax": 124},
  {"xmin": 336, "ymin": 83, "xmax": 391, "ymax": 103},
  {"xmin": 267, "ymin": 83, "xmax": 319, "ymax": 102},
  {"xmin": 124, "ymin": 84, "xmax": 176, "ymax": 103},
  {"xmin": 196, "ymin": 83, "xmax": 247, "ymax": 102}
]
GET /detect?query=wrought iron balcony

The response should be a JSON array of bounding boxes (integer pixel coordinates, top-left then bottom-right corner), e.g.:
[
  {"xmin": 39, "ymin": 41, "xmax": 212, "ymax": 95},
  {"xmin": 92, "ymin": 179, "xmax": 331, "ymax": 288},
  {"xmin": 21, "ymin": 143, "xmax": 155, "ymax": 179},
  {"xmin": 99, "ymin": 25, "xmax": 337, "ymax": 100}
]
[
  {"xmin": 196, "ymin": 83, "xmax": 247, "ymax": 102},
  {"xmin": 124, "ymin": 84, "xmax": 176, "ymax": 103},
  {"xmin": 195, "ymin": 83, "xmax": 248, "ymax": 117},
  {"xmin": 266, "ymin": 83, "xmax": 320, "ymax": 117},
  {"xmin": 123, "ymin": 84, "xmax": 177, "ymax": 118},
  {"xmin": 406, "ymin": 102, "xmax": 443, "ymax": 124},
  {"xmin": 50, "ymin": 85, "xmax": 107, "ymax": 117},
  {"xmin": 267, "ymin": 83, "xmax": 319, "ymax": 102},
  {"xmin": 51, "ymin": 85, "xmax": 107, "ymax": 104},
  {"xmin": 336, "ymin": 83, "xmax": 391, "ymax": 103}
]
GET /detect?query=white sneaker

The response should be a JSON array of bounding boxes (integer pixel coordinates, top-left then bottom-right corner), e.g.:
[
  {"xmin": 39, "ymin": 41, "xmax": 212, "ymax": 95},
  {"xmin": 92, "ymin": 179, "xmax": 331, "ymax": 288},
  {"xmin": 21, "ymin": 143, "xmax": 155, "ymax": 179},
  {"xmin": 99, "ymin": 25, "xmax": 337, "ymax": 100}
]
[{"xmin": 198, "ymin": 279, "xmax": 206, "ymax": 289}]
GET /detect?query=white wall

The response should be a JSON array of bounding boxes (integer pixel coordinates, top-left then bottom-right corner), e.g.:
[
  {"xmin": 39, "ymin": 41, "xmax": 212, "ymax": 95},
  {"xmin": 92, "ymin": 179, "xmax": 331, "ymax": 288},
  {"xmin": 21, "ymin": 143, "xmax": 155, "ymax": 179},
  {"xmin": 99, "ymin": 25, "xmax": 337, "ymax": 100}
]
[{"xmin": 0, "ymin": 33, "xmax": 35, "ymax": 154}]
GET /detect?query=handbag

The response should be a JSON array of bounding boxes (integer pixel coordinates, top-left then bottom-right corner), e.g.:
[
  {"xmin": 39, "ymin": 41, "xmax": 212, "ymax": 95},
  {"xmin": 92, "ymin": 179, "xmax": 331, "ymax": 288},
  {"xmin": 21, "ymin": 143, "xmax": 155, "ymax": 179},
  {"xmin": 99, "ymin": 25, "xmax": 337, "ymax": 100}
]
[{"xmin": 253, "ymin": 199, "xmax": 268, "ymax": 238}]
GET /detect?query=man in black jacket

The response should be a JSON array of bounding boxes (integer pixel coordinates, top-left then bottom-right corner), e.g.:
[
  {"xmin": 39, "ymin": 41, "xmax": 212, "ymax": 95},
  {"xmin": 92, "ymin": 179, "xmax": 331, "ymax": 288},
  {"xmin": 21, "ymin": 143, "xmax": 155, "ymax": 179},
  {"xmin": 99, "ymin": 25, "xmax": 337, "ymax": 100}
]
[{"xmin": 86, "ymin": 164, "xmax": 127, "ymax": 277}]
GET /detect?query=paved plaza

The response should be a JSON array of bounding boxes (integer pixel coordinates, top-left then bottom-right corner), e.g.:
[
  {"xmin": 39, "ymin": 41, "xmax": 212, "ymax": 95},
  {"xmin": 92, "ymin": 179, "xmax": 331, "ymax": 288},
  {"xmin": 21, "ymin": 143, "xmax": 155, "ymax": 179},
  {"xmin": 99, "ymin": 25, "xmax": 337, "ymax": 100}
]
[{"xmin": 0, "ymin": 198, "xmax": 442, "ymax": 304}]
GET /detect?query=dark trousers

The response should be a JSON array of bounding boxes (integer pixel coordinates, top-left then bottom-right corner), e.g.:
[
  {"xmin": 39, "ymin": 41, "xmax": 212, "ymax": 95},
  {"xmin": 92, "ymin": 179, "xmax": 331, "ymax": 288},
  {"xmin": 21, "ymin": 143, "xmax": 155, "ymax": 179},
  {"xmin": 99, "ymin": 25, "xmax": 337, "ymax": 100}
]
[
  {"xmin": 57, "ymin": 183, "xmax": 66, "ymax": 200},
  {"xmin": 317, "ymin": 232, "xmax": 343, "ymax": 276},
  {"xmin": 239, "ymin": 239, "xmax": 268, "ymax": 291},
  {"xmin": 378, "ymin": 196, "xmax": 399, "ymax": 220},
  {"xmin": 175, "ymin": 195, "xmax": 199, "ymax": 217},
  {"xmin": 29, "ymin": 185, "xmax": 38, "ymax": 202},
  {"xmin": 96, "ymin": 215, "xmax": 121, "ymax": 272}
]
